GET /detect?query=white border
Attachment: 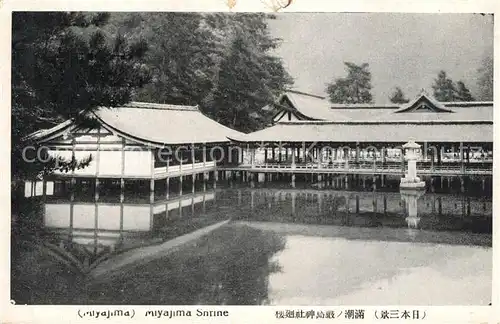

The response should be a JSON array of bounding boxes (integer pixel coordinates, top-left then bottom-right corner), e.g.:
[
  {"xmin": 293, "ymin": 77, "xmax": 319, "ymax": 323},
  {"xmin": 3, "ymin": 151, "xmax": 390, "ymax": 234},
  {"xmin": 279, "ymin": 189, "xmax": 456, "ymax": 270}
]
[{"xmin": 0, "ymin": 1, "xmax": 498, "ymax": 323}]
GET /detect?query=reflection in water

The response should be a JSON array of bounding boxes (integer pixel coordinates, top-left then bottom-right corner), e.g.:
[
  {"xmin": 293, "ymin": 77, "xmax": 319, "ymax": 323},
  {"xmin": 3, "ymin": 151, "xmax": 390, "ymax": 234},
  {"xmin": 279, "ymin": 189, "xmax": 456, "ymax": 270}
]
[
  {"xmin": 400, "ymin": 189, "xmax": 425, "ymax": 239},
  {"xmin": 87, "ymin": 224, "xmax": 286, "ymax": 305},
  {"xmin": 40, "ymin": 190, "xmax": 217, "ymax": 275},
  {"xmin": 226, "ymin": 186, "xmax": 491, "ymax": 237},
  {"xmin": 11, "ymin": 176, "xmax": 492, "ymax": 304}
]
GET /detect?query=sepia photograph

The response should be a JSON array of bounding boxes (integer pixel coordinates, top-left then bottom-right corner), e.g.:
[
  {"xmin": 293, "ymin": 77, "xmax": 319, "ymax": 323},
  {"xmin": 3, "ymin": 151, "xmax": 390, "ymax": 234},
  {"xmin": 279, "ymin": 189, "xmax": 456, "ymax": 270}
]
[{"xmin": 10, "ymin": 10, "xmax": 493, "ymax": 308}]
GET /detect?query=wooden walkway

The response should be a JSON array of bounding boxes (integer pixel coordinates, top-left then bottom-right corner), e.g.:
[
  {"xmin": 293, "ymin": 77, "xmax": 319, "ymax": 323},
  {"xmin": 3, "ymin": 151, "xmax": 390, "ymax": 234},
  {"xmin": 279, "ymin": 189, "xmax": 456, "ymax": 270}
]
[{"xmin": 220, "ymin": 162, "xmax": 492, "ymax": 176}]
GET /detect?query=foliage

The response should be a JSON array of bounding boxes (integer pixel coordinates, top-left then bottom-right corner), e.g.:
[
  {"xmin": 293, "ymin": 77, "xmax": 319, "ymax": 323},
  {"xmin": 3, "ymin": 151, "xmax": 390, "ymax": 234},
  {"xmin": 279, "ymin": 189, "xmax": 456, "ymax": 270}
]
[
  {"xmin": 326, "ymin": 62, "xmax": 373, "ymax": 104},
  {"xmin": 455, "ymin": 81, "xmax": 475, "ymax": 102},
  {"xmin": 432, "ymin": 71, "xmax": 457, "ymax": 102},
  {"xmin": 11, "ymin": 12, "xmax": 151, "ymax": 181},
  {"xmin": 477, "ymin": 55, "xmax": 493, "ymax": 101},
  {"xmin": 431, "ymin": 70, "xmax": 475, "ymax": 102},
  {"xmin": 107, "ymin": 13, "xmax": 293, "ymax": 132},
  {"xmin": 389, "ymin": 87, "xmax": 409, "ymax": 104}
]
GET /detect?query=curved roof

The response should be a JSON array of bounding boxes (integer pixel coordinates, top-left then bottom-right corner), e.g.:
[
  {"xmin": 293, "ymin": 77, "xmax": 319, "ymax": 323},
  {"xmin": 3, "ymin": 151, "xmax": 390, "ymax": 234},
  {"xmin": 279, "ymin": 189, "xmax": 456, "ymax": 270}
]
[
  {"xmin": 32, "ymin": 102, "xmax": 243, "ymax": 146},
  {"xmin": 270, "ymin": 90, "xmax": 493, "ymax": 123},
  {"xmin": 229, "ymin": 120, "xmax": 492, "ymax": 143},
  {"xmin": 283, "ymin": 92, "xmax": 343, "ymax": 120}
]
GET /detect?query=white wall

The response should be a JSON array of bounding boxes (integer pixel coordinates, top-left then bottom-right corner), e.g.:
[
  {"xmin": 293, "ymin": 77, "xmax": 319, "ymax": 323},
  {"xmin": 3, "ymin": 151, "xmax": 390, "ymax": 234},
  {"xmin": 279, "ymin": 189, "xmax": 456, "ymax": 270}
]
[
  {"xmin": 49, "ymin": 147, "xmax": 153, "ymax": 177},
  {"xmin": 44, "ymin": 203, "xmax": 152, "ymax": 232},
  {"xmin": 124, "ymin": 151, "xmax": 153, "ymax": 176}
]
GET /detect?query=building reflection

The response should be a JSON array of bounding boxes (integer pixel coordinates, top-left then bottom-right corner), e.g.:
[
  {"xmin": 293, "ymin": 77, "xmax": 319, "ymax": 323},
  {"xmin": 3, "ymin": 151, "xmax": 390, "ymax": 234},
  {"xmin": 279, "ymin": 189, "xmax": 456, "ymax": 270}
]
[
  {"xmin": 230, "ymin": 186, "xmax": 491, "ymax": 233},
  {"xmin": 42, "ymin": 190, "xmax": 216, "ymax": 268}
]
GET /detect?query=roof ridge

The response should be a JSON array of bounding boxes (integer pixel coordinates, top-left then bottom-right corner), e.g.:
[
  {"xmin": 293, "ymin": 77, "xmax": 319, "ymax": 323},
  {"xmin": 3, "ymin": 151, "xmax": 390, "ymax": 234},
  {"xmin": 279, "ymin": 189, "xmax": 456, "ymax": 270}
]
[
  {"xmin": 124, "ymin": 101, "xmax": 199, "ymax": 111},
  {"xmin": 330, "ymin": 104, "xmax": 400, "ymax": 109},
  {"xmin": 278, "ymin": 120, "xmax": 492, "ymax": 125},
  {"xmin": 287, "ymin": 90, "xmax": 326, "ymax": 99}
]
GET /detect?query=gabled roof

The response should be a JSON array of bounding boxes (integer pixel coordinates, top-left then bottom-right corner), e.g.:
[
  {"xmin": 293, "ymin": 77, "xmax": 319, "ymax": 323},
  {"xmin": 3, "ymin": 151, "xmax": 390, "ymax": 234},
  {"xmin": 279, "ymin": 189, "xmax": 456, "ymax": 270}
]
[
  {"xmin": 393, "ymin": 91, "xmax": 454, "ymax": 113},
  {"xmin": 273, "ymin": 91, "xmax": 349, "ymax": 121},
  {"xmin": 267, "ymin": 90, "xmax": 492, "ymax": 123},
  {"xmin": 31, "ymin": 102, "xmax": 243, "ymax": 146}
]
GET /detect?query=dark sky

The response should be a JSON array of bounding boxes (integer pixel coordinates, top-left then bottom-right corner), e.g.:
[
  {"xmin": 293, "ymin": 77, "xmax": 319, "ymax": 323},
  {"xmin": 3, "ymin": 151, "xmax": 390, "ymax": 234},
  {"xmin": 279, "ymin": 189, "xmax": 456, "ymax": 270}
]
[{"xmin": 269, "ymin": 13, "xmax": 493, "ymax": 103}]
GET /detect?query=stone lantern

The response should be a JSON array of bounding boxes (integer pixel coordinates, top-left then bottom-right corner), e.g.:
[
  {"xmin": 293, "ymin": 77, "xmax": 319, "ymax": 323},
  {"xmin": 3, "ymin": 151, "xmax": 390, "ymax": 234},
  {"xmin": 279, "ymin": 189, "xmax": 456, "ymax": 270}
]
[{"xmin": 400, "ymin": 140, "xmax": 426, "ymax": 189}]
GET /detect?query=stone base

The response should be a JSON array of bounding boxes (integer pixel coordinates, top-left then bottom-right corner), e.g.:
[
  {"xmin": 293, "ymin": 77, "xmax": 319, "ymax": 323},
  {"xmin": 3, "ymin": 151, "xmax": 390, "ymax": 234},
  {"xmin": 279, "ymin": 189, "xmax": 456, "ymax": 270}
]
[{"xmin": 400, "ymin": 181, "xmax": 426, "ymax": 189}]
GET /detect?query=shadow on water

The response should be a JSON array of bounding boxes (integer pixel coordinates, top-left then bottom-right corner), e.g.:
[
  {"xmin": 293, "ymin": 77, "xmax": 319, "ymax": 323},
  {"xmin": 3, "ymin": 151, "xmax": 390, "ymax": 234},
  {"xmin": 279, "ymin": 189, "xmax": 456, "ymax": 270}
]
[
  {"xmin": 83, "ymin": 224, "xmax": 286, "ymax": 305},
  {"xmin": 11, "ymin": 174, "xmax": 492, "ymax": 304}
]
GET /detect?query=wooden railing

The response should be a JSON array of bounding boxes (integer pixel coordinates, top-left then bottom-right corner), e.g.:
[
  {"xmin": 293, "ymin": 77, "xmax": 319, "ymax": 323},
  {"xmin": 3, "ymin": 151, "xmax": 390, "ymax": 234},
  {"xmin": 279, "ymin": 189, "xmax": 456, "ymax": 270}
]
[
  {"xmin": 154, "ymin": 161, "xmax": 216, "ymax": 175},
  {"xmin": 235, "ymin": 161, "xmax": 492, "ymax": 175}
]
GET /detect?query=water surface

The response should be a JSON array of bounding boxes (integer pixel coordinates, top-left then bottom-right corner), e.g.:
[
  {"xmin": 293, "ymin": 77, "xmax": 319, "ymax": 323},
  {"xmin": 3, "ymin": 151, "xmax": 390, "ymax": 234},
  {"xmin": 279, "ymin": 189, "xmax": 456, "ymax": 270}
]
[{"xmin": 11, "ymin": 175, "xmax": 492, "ymax": 305}]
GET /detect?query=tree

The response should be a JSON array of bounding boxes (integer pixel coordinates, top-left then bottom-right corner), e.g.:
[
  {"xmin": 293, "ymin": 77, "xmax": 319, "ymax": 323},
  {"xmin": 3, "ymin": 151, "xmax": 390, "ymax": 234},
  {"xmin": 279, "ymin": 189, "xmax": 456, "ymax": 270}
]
[
  {"xmin": 455, "ymin": 81, "xmax": 475, "ymax": 101},
  {"xmin": 389, "ymin": 87, "xmax": 409, "ymax": 104},
  {"xmin": 114, "ymin": 13, "xmax": 221, "ymax": 106},
  {"xmin": 206, "ymin": 14, "xmax": 293, "ymax": 132},
  {"xmin": 477, "ymin": 55, "xmax": 493, "ymax": 101},
  {"xmin": 326, "ymin": 62, "xmax": 372, "ymax": 104},
  {"xmin": 12, "ymin": 12, "xmax": 151, "ymax": 184},
  {"xmin": 432, "ymin": 70, "xmax": 457, "ymax": 102},
  {"xmin": 108, "ymin": 13, "xmax": 293, "ymax": 132}
]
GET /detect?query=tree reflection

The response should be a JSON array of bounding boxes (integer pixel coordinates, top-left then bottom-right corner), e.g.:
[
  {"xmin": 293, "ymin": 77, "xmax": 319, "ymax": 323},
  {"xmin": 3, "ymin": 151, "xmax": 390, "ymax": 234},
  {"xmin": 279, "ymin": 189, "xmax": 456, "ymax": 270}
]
[{"xmin": 84, "ymin": 224, "xmax": 286, "ymax": 305}]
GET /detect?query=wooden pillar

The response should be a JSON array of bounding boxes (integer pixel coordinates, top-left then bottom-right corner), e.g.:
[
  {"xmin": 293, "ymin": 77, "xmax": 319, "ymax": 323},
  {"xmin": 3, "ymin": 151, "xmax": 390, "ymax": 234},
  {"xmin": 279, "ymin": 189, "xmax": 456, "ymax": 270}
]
[
  {"xmin": 70, "ymin": 137, "xmax": 76, "ymax": 200},
  {"xmin": 285, "ymin": 146, "xmax": 289, "ymax": 161},
  {"xmin": 355, "ymin": 142, "xmax": 360, "ymax": 163},
  {"xmin": 42, "ymin": 179, "xmax": 47, "ymax": 202},
  {"xmin": 150, "ymin": 150, "xmax": 155, "ymax": 203},
  {"xmin": 344, "ymin": 147, "xmax": 349, "ymax": 169},
  {"xmin": 278, "ymin": 142, "xmax": 282, "ymax": 162},
  {"xmin": 179, "ymin": 149, "xmax": 183, "ymax": 172},
  {"xmin": 94, "ymin": 129, "xmax": 101, "ymax": 201},
  {"xmin": 192, "ymin": 174, "xmax": 196, "ymax": 194},
  {"xmin": 166, "ymin": 177, "xmax": 170, "ymax": 199},
  {"xmin": 437, "ymin": 144, "xmax": 442, "ymax": 165},
  {"xmin": 202, "ymin": 143, "xmax": 206, "ymax": 167},
  {"xmin": 69, "ymin": 135, "xmax": 76, "ymax": 242},
  {"xmin": 264, "ymin": 147, "xmax": 268, "ymax": 163},
  {"xmin": 291, "ymin": 145, "xmax": 296, "ymax": 168},
  {"xmin": 400, "ymin": 147, "xmax": 405, "ymax": 173},
  {"xmin": 272, "ymin": 144, "xmax": 276, "ymax": 162},
  {"xmin": 120, "ymin": 138, "xmax": 125, "ymax": 202},
  {"xmin": 178, "ymin": 198, "xmax": 182, "ymax": 218},
  {"xmin": 459, "ymin": 141, "xmax": 464, "ymax": 173},
  {"xmin": 191, "ymin": 144, "xmax": 195, "ymax": 170},
  {"xmin": 430, "ymin": 143, "xmax": 434, "ymax": 171},
  {"xmin": 251, "ymin": 146, "xmax": 256, "ymax": 168},
  {"xmin": 466, "ymin": 144, "xmax": 471, "ymax": 165}
]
